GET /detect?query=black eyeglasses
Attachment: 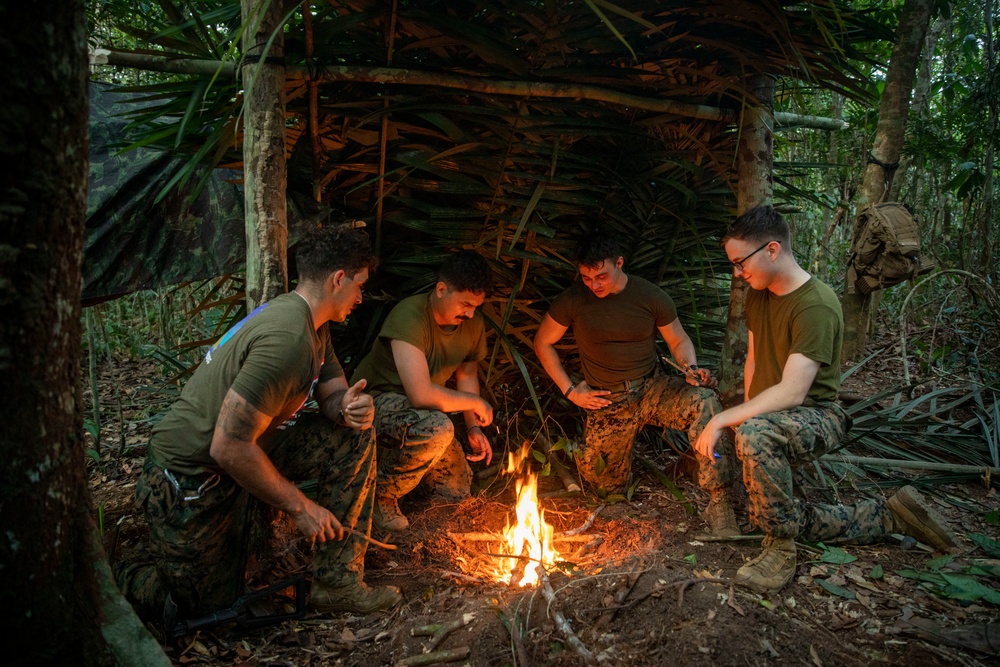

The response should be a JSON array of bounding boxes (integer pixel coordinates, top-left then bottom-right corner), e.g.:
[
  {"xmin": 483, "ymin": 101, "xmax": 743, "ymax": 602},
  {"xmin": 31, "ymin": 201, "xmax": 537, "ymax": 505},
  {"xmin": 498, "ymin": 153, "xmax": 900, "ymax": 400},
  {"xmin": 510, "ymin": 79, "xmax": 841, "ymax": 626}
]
[{"xmin": 730, "ymin": 241, "xmax": 776, "ymax": 272}]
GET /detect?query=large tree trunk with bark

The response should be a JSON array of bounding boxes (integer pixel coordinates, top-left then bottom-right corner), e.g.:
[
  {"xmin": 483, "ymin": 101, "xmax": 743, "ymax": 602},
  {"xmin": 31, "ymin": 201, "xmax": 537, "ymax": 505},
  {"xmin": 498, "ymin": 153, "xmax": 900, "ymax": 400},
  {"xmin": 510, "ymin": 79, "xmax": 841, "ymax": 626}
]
[
  {"xmin": 719, "ymin": 74, "xmax": 774, "ymax": 406},
  {"xmin": 0, "ymin": 3, "xmax": 170, "ymax": 665},
  {"xmin": 242, "ymin": 0, "xmax": 290, "ymax": 308},
  {"xmin": 841, "ymin": 0, "xmax": 934, "ymax": 360}
]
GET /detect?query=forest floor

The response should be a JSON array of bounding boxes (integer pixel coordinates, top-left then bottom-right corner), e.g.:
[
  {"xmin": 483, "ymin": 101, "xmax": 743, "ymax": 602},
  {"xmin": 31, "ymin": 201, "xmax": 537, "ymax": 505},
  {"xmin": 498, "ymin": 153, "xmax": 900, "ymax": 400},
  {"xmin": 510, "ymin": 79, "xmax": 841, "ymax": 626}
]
[{"xmin": 87, "ymin": 332, "xmax": 1000, "ymax": 667}]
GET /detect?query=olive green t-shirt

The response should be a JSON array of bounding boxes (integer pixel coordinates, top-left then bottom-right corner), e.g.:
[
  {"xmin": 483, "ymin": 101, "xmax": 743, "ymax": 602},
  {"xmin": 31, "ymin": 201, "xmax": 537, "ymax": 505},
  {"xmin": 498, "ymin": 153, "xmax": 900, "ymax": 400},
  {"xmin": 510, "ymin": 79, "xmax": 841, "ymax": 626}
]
[
  {"xmin": 546, "ymin": 275, "xmax": 678, "ymax": 388},
  {"xmin": 351, "ymin": 293, "xmax": 487, "ymax": 395},
  {"xmin": 745, "ymin": 276, "xmax": 842, "ymax": 404},
  {"xmin": 150, "ymin": 293, "xmax": 344, "ymax": 475}
]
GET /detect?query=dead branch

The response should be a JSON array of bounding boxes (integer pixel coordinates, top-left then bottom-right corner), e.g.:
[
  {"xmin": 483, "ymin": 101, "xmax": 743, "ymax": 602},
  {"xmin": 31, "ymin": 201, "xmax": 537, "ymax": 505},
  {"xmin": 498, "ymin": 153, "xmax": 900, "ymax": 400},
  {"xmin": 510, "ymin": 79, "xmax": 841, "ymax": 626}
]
[
  {"xmin": 692, "ymin": 533, "xmax": 764, "ymax": 542},
  {"xmin": 439, "ymin": 571, "xmax": 485, "ymax": 585},
  {"xmin": 347, "ymin": 528, "xmax": 398, "ymax": 550},
  {"xmin": 727, "ymin": 583, "xmax": 746, "ymax": 616},
  {"xmin": 395, "ymin": 646, "xmax": 470, "ymax": 667},
  {"xmin": 94, "ymin": 49, "xmax": 848, "ymax": 130},
  {"xmin": 594, "ymin": 567, "xmax": 643, "ymax": 630},
  {"xmin": 420, "ymin": 614, "xmax": 475, "ymax": 653},
  {"xmin": 538, "ymin": 568, "xmax": 596, "ymax": 665},
  {"xmin": 560, "ymin": 504, "xmax": 605, "ymax": 536},
  {"xmin": 676, "ymin": 577, "xmax": 729, "ymax": 606}
]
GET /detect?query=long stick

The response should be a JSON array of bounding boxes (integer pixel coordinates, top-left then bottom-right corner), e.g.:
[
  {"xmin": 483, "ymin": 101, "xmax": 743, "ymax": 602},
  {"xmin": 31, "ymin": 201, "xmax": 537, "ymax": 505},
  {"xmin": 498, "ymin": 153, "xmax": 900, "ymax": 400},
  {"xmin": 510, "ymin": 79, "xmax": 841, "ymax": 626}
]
[
  {"xmin": 396, "ymin": 647, "xmax": 469, "ymax": 667},
  {"xmin": 95, "ymin": 51, "xmax": 848, "ymax": 130},
  {"xmin": 538, "ymin": 568, "xmax": 595, "ymax": 665},
  {"xmin": 659, "ymin": 355, "xmax": 699, "ymax": 380},
  {"xmin": 823, "ymin": 454, "xmax": 1000, "ymax": 476}
]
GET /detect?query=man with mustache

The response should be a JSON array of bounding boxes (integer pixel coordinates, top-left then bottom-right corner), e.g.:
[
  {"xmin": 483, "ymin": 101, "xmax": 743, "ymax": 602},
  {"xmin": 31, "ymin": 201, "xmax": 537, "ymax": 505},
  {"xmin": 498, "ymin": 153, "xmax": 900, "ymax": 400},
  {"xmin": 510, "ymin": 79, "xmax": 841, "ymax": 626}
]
[
  {"xmin": 118, "ymin": 225, "xmax": 401, "ymax": 629},
  {"xmin": 352, "ymin": 250, "xmax": 494, "ymax": 531}
]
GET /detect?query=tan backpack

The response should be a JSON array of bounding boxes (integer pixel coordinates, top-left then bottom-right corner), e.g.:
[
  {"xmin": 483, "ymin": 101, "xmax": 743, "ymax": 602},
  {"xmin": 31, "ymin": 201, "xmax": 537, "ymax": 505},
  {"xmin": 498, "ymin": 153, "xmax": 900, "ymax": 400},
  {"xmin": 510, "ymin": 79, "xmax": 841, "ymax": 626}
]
[{"xmin": 847, "ymin": 202, "xmax": 934, "ymax": 295}]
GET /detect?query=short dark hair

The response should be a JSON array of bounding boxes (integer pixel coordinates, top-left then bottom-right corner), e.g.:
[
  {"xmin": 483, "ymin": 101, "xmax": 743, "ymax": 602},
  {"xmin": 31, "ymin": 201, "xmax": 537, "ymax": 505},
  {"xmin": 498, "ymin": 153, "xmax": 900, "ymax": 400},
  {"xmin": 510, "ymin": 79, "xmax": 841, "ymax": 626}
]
[
  {"xmin": 574, "ymin": 232, "xmax": 622, "ymax": 269},
  {"xmin": 437, "ymin": 250, "xmax": 492, "ymax": 294},
  {"xmin": 295, "ymin": 225, "xmax": 378, "ymax": 282},
  {"xmin": 722, "ymin": 206, "xmax": 791, "ymax": 247}
]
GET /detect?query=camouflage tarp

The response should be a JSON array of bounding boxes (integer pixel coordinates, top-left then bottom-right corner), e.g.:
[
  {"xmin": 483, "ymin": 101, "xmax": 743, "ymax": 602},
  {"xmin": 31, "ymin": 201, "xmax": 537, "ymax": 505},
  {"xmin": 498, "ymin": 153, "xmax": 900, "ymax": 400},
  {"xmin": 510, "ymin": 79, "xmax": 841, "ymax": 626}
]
[{"xmin": 85, "ymin": 82, "xmax": 326, "ymax": 304}]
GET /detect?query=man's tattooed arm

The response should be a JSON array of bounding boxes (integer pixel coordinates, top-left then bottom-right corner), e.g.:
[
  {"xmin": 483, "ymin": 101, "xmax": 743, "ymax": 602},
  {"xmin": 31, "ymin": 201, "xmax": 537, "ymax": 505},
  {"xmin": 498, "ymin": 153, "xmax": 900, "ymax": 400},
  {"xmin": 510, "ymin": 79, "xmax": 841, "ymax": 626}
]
[{"xmin": 218, "ymin": 391, "xmax": 268, "ymax": 443}]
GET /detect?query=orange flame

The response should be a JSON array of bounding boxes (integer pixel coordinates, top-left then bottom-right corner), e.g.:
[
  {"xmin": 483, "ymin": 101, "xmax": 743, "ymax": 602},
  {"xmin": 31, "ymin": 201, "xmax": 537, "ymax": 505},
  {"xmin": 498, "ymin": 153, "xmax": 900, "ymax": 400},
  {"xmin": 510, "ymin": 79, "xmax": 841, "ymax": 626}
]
[{"xmin": 498, "ymin": 442, "xmax": 558, "ymax": 587}]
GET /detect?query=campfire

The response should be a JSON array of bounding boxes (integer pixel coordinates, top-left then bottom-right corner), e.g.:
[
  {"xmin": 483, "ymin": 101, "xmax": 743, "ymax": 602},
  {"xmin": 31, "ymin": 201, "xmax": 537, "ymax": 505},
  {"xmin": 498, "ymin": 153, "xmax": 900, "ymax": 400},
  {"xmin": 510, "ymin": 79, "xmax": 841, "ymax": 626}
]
[{"xmin": 496, "ymin": 442, "xmax": 559, "ymax": 587}]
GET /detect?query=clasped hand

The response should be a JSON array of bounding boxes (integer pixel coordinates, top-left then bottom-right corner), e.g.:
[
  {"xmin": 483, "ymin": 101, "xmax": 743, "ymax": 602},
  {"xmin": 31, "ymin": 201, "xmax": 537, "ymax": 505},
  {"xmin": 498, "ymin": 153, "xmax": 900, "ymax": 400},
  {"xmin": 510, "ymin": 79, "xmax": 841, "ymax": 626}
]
[{"xmin": 341, "ymin": 379, "xmax": 375, "ymax": 430}]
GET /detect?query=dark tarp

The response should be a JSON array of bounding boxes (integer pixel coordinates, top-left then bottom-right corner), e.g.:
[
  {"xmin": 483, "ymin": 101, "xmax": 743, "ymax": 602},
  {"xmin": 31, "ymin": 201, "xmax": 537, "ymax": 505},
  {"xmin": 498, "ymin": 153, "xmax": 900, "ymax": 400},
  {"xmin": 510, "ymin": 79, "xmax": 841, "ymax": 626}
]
[{"xmin": 84, "ymin": 82, "xmax": 326, "ymax": 305}]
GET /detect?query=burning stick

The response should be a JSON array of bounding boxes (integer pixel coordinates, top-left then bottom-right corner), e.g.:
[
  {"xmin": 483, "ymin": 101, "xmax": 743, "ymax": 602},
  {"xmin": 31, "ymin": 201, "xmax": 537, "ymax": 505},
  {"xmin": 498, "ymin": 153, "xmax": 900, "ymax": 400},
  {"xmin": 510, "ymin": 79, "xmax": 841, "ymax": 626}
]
[{"xmin": 448, "ymin": 531, "xmax": 596, "ymax": 544}]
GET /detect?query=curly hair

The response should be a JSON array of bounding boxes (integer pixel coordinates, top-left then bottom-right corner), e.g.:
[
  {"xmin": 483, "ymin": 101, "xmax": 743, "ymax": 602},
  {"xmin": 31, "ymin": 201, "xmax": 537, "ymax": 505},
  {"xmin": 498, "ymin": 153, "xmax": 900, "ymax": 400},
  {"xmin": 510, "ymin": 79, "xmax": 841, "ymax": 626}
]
[
  {"xmin": 295, "ymin": 225, "xmax": 378, "ymax": 282},
  {"xmin": 574, "ymin": 231, "xmax": 622, "ymax": 269},
  {"xmin": 437, "ymin": 250, "xmax": 493, "ymax": 294},
  {"xmin": 722, "ymin": 206, "xmax": 792, "ymax": 248}
]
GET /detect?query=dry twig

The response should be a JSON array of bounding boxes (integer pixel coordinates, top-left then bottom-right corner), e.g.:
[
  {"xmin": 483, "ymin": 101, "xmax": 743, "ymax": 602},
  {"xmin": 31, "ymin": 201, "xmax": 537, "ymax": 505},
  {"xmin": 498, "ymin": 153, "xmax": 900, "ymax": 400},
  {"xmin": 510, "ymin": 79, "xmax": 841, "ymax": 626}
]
[
  {"xmin": 347, "ymin": 528, "xmax": 398, "ymax": 550},
  {"xmin": 561, "ymin": 503, "xmax": 605, "ymax": 536},
  {"xmin": 395, "ymin": 646, "xmax": 470, "ymax": 667},
  {"xmin": 538, "ymin": 568, "xmax": 596, "ymax": 665}
]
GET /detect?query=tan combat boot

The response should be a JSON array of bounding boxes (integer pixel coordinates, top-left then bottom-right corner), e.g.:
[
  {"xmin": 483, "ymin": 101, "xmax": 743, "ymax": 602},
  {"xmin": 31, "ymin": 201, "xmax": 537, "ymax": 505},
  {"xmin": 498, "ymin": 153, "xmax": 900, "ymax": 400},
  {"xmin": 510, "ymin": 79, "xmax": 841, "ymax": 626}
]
[
  {"xmin": 309, "ymin": 580, "xmax": 401, "ymax": 614},
  {"xmin": 735, "ymin": 536, "xmax": 797, "ymax": 594},
  {"xmin": 702, "ymin": 488, "xmax": 740, "ymax": 538},
  {"xmin": 373, "ymin": 495, "xmax": 409, "ymax": 532},
  {"xmin": 887, "ymin": 485, "xmax": 959, "ymax": 552}
]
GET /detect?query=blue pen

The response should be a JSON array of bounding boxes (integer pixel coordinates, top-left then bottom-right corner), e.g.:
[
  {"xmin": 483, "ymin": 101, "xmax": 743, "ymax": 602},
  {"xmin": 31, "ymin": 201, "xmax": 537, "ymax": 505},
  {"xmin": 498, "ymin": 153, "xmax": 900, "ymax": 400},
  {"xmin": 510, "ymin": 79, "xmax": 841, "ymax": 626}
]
[{"xmin": 713, "ymin": 452, "xmax": 722, "ymax": 460}]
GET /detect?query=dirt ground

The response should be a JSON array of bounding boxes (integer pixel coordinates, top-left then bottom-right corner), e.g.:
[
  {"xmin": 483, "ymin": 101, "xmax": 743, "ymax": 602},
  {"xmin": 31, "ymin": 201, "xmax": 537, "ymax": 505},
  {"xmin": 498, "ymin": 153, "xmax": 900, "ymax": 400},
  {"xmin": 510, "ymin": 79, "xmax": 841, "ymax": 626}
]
[{"xmin": 87, "ymin": 354, "xmax": 1000, "ymax": 667}]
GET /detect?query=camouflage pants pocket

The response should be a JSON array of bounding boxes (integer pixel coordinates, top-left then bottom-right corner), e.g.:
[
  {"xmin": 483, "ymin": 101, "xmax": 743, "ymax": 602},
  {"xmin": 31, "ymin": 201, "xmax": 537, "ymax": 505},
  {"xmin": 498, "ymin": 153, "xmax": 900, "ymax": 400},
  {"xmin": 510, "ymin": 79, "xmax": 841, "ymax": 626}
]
[{"xmin": 141, "ymin": 459, "xmax": 249, "ymax": 616}]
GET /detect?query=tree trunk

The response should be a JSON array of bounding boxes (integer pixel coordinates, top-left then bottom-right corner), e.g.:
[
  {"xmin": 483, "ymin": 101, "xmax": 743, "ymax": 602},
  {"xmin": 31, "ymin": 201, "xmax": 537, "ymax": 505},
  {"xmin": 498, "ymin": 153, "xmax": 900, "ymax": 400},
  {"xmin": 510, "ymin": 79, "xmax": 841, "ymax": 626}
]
[
  {"xmin": 242, "ymin": 0, "xmax": 290, "ymax": 308},
  {"xmin": 719, "ymin": 74, "xmax": 774, "ymax": 407},
  {"xmin": 0, "ymin": 3, "xmax": 169, "ymax": 665},
  {"xmin": 978, "ymin": 0, "xmax": 996, "ymax": 283},
  {"xmin": 842, "ymin": 0, "xmax": 934, "ymax": 361}
]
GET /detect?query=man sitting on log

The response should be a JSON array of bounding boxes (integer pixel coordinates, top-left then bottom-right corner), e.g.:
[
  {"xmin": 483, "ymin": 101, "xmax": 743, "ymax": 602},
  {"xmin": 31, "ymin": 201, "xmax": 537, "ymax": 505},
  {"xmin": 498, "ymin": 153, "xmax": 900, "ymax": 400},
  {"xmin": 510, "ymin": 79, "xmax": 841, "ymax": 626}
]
[
  {"xmin": 117, "ymin": 225, "xmax": 401, "ymax": 626},
  {"xmin": 351, "ymin": 250, "xmax": 494, "ymax": 532},
  {"xmin": 695, "ymin": 205, "xmax": 958, "ymax": 594},
  {"xmin": 533, "ymin": 231, "xmax": 739, "ymax": 537}
]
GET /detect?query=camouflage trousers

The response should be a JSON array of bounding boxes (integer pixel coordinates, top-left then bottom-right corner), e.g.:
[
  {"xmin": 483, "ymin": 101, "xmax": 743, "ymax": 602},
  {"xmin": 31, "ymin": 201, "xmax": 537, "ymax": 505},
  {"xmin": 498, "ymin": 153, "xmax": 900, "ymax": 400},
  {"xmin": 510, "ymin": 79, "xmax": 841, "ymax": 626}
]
[
  {"xmin": 372, "ymin": 392, "xmax": 472, "ymax": 502},
  {"xmin": 735, "ymin": 403, "xmax": 891, "ymax": 542},
  {"xmin": 581, "ymin": 376, "xmax": 736, "ymax": 493},
  {"xmin": 118, "ymin": 413, "xmax": 376, "ymax": 620}
]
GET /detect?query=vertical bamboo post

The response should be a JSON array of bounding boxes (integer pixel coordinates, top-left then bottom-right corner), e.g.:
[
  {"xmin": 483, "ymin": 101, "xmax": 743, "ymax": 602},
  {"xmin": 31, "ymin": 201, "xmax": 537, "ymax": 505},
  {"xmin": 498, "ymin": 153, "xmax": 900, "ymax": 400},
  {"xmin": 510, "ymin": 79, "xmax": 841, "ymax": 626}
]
[{"xmin": 718, "ymin": 74, "xmax": 774, "ymax": 407}]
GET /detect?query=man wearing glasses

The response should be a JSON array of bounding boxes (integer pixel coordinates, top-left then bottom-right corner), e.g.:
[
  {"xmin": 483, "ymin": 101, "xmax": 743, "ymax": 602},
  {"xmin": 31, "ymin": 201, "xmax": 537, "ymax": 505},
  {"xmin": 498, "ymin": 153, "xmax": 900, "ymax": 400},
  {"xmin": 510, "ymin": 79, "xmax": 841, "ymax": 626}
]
[
  {"xmin": 534, "ymin": 232, "xmax": 739, "ymax": 538},
  {"xmin": 695, "ymin": 205, "xmax": 957, "ymax": 594},
  {"xmin": 352, "ymin": 250, "xmax": 494, "ymax": 532}
]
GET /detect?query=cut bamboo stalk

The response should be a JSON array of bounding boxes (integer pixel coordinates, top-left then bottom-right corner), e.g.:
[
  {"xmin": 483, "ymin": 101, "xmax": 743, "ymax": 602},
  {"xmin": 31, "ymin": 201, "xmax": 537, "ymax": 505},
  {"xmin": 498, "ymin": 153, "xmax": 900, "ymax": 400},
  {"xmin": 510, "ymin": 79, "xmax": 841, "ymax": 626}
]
[
  {"xmin": 824, "ymin": 454, "xmax": 1000, "ymax": 476},
  {"xmin": 538, "ymin": 436, "xmax": 581, "ymax": 492}
]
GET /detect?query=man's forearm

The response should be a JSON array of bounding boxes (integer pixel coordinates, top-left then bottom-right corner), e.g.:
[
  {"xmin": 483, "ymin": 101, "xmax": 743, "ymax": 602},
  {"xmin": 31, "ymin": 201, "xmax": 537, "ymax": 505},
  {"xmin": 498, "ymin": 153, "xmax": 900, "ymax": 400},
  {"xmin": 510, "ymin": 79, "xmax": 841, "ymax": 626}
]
[
  {"xmin": 407, "ymin": 382, "xmax": 481, "ymax": 413},
  {"xmin": 213, "ymin": 437, "xmax": 310, "ymax": 516},
  {"xmin": 455, "ymin": 374, "xmax": 480, "ymax": 428},
  {"xmin": 714, "ymin": 382, "xmax": 805, "ymax": 430},
  {"xmin": 321, "ymin": 388, "xmax": 347, "ymax": 423},
  {"xmin": 535, "ymin": 342, "xmax": 573, "ymax": 394}
]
